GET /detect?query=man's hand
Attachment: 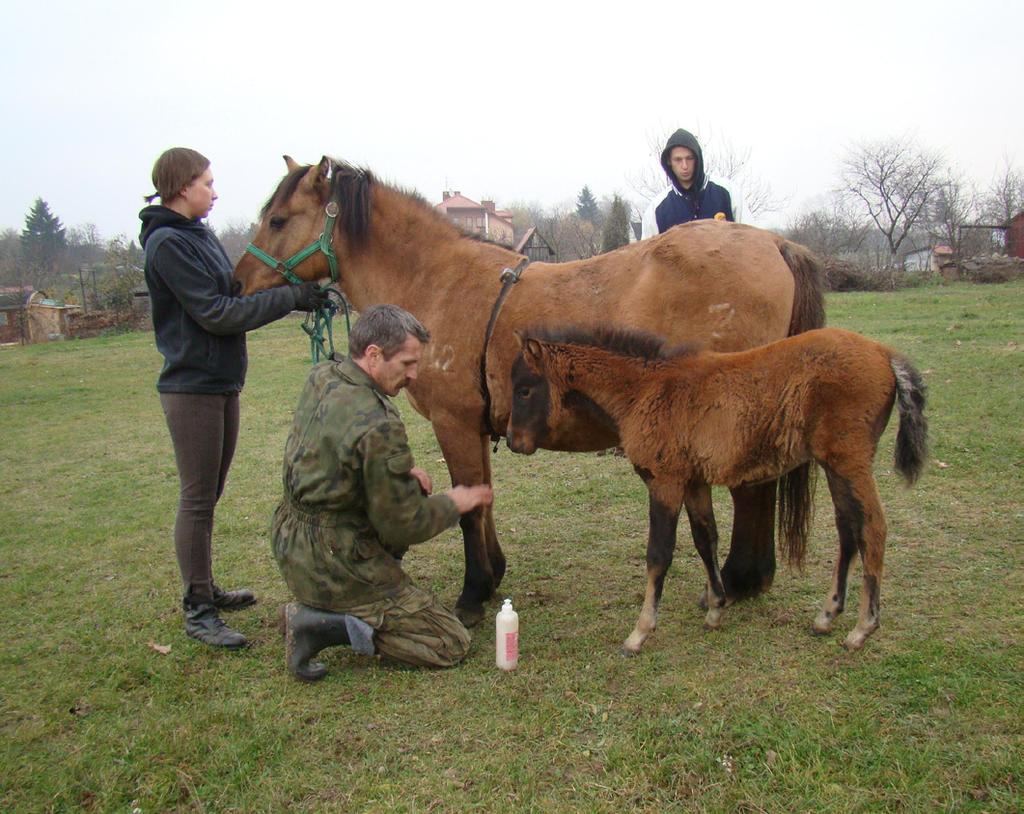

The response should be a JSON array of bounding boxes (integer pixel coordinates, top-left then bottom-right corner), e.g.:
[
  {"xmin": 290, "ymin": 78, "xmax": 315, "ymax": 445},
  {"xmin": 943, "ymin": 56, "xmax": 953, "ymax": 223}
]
[
  {"xmin": 410, "ymin": 466, "xmax": 433, "ymax": 495},
  {"xmin": 445, "ymin": 484, "xmax": 494, "ymax": 515}
]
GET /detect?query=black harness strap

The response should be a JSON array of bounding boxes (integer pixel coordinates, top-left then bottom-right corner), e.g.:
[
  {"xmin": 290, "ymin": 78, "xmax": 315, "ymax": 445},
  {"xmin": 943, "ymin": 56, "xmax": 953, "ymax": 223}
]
[{"xmin": 479, "ymin": 258, "xmax": 529, "ymax": 449}]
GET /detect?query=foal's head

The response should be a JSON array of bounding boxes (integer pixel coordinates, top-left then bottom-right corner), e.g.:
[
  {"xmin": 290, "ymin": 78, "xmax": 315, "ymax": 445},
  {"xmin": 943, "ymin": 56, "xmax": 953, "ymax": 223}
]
[
  {"xmin": 233, "ymin": 156, "xmax": 372, "ymax": 295},
  {"xmin": 506, "ymin": 325, "xmax": 689, "ymax": 454}
]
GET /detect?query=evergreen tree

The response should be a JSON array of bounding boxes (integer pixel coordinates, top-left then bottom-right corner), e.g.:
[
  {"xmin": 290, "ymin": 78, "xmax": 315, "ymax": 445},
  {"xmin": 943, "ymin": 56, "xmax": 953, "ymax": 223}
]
[
  {"xmin": 20, "ymin": 198, "xmax": 67, "ymax": 290},
  {"xmin": 576, "ymin": 186, "xmax": 601, "ymax": 225},
  {"xmin": 601, "ymin": 195, "xmax": 632, "ymax": 253}
]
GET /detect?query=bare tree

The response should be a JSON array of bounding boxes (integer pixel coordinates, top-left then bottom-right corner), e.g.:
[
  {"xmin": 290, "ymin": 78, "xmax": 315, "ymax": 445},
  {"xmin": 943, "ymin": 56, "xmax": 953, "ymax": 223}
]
[
  {"xmin": 0, "ymin": 227, "xmax": 20, "ymax": 287},
  {"xmin": 981, "ymin": 157, "xmax": 1024, "ymax": 225},
  {"xmin": 561, "ymin": 215, "xmax": 600, "ymax": 260},
  {"xmin": 627, "ymin": 126, "xmax": 785, "ymax": 220},
  {"xmin": 839, "ymin": 137, "xmax": 945, "ymax": 268},
  {"xmin": 785, "ymin": 196, "xmax": 871, "ymax": 259},
  {"xmin": 927, "ymin": 171, "xmax": 983, "ymax": 258},
  {"xmin": 213, "ymin": 218, "xmax": 257, "ymax": 266}
]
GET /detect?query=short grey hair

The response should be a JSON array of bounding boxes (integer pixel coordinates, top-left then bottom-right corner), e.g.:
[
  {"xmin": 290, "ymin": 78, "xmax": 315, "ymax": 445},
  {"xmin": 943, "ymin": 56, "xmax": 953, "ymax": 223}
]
[{"xmin": 349, "ymin": 304, "xmax": 430, "ymax": 359}]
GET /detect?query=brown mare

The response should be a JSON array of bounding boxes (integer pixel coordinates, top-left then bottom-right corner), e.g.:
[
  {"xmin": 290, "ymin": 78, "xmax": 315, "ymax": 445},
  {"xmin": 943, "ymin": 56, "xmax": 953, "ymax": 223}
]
[
  {"xmin": 508, "ymin": 326, "xmax": 927, "ymax": 652},
  {"xmin": 233, "ymin": 156, "xmax": 825, "ymax": 626}
]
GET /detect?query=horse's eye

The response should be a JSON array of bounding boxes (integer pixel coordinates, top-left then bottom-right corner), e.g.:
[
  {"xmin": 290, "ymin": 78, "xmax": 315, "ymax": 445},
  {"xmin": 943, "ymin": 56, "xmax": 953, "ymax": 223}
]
[
  {"xmin": 269, "ymin": 216, "xmax": 286, "ymax": 230},
  {"xmin": 516, "ymin": 387, "xmax": 531, "ymax": 400}
]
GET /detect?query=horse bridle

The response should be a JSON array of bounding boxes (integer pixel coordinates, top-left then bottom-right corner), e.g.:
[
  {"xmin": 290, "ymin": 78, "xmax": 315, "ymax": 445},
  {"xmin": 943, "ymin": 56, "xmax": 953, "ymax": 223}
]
[
  {"xmin": 243, "ymin": 201, "xmax": 349, "ymax": 362},
  {"xmin": 480, "ymin": 257, "xmax": 529, "ymax": 448},
  {"xmin": 244, "ymin": 201, "xmax": 341, "ymax": 285}
]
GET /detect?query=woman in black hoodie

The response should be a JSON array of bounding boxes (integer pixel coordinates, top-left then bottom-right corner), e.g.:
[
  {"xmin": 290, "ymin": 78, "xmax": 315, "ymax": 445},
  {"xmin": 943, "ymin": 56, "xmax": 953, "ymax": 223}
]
[{"xmin": 140, "ymin": 147, "xmax": 325, "ymax": 649}]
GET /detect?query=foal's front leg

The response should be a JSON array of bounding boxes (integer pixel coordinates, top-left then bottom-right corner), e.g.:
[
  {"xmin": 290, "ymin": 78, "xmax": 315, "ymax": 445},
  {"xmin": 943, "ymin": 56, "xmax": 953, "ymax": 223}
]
[
  {"xmin": 683, "ymin": 481, "xmax": 727, "ymax": 629},
  {"xmin": 622, "ymin": 481, "xmax": 682, "ymax": 656}
]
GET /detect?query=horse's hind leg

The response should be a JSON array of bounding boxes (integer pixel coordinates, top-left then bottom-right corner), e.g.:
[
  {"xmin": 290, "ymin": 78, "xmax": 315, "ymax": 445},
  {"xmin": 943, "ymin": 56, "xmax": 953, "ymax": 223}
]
[
  {"xmin": 816, "ymin": 466, "xmax": 886, "ymax": 650},
  {"xmin": 623, "ymin": 481, "xmax": 682, "ymax": 656},
  {"xmin": 683, "ymin": 482, "xmax": 727, "ymax": 630}
]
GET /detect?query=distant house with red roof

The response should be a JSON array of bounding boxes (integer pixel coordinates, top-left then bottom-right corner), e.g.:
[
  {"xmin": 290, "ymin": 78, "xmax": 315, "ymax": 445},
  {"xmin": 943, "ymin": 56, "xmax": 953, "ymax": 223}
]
[{"xmin": 436, "ymin": 191, "xmax": 515, "ymax": 245}]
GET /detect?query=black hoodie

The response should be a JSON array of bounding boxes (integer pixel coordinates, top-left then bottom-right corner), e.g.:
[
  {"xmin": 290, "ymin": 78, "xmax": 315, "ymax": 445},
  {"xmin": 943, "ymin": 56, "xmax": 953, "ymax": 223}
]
[
  {"xmin": 660, "ymin": 128, "xmax": 707, "ymax": 194},
  {"xmin": 139, "ymin": 205, "xmax": 299, "ymax": 393}
]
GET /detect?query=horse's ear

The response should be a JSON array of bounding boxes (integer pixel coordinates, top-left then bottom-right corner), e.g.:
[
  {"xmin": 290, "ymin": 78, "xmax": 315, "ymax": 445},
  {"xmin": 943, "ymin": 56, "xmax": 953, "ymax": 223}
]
[
  {"xmin": 283, "ymin": 155, "xmax": 300, "ymax": 173},
  {"xmin": 522, "ymin": 337, "xmax": 545, "ymax": 366},
  {"xmin": 307, "ymin": 156, "xmax": 332, "ymax": 195}
]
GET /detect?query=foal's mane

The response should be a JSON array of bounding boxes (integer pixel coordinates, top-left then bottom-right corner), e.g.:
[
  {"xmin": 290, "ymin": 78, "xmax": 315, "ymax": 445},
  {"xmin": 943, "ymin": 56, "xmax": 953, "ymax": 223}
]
[
  {"xmin": 261, "ymin": 158, "xmax": 508, "ymax": 247},
  {"xmin": 525, "ymin": 325, "xmax": 701, "ymax": 362}
]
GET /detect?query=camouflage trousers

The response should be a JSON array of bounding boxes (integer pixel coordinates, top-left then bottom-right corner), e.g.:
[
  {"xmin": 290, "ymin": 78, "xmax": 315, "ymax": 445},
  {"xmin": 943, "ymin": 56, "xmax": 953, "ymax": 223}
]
[{"xmin": 363, "ymin": 583, "xmax": 471, "ymax": 668}]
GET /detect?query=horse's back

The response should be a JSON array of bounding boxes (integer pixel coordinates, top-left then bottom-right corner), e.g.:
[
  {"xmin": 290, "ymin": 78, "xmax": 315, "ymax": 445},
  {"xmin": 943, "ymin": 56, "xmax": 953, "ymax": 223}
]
[{"xmin": 524, "ymin": 221, "xmax": 796, "ymax": 351}]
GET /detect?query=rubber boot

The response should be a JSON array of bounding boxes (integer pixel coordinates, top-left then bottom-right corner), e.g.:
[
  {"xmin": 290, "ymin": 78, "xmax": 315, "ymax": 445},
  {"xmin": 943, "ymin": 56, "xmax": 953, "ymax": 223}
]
[{"xmin": 284, "ymin": 602, "xmax": 374, "ymax": 682}]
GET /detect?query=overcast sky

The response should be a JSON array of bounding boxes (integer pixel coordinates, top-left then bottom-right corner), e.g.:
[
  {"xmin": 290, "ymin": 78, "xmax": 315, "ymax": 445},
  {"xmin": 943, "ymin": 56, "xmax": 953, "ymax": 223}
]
[{"xmin": 3, "ymin": 0, "xmax": 1021, "ymax": 240}]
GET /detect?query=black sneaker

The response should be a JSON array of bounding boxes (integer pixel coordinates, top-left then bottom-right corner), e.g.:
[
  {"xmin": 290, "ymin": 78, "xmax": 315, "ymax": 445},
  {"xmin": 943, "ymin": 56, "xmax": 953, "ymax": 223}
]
[
  {"xmin": 184, "ymin": 601, "xmax": 248, "ymax": 650},
  {"xmin": 211, "ymin": 584, "xmax": 257, "ymax": 611}
]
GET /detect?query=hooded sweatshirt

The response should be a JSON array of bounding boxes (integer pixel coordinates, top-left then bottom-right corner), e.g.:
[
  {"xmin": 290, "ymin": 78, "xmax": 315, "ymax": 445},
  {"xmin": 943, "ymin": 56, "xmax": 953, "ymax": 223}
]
[
  {"xmin": 640, "ymin": 129, "xmax": 734, "ymax": 239},
  {"xmin": 139, "ymin": 205, "xmax": 299, "ymax": 393}
]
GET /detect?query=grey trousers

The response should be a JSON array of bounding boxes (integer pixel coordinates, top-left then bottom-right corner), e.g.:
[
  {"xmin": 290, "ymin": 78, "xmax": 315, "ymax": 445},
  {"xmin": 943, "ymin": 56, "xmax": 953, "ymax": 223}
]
[{"xmin": 160, "ymin": 392, "xmax": 240, "ymax": 604}]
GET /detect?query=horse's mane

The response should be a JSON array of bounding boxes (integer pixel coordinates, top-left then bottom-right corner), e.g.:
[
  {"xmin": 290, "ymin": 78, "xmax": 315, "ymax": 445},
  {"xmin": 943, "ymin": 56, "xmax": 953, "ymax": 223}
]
[
  {"xmin": 261, "ymin": 160, "xmax": 375, "ymax": 245},
  {"xmin": 524, "ymin": 324, "xmax": 701, "ymax": 362},
  {"xmin": 262, "ymin": 158, "xmax": 511, "ymax": 248}
]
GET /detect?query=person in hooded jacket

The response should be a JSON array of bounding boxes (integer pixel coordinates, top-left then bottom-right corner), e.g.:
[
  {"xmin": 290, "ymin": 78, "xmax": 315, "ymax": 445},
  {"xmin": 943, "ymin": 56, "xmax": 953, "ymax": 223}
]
[
  {"xmin": 140, "ymin": 146, "xmax": 327, "ymax": 650},
  {"xmin": 641, "ymin": 129, "xmax": 738, "ymax": 239}
]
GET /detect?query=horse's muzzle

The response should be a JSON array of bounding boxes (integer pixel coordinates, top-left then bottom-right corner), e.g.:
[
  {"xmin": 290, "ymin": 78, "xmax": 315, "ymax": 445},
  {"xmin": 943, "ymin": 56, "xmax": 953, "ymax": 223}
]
[{"xmin": 506, "ymin": 431, "xmax": 536, "ymax": 455}]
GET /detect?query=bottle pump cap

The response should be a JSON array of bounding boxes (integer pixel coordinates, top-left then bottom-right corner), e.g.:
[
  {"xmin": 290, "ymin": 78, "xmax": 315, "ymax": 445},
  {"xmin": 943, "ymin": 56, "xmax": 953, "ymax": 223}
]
[{"xmin": 502, "ymin": 598, "xmax": 512, "ymax": 609}]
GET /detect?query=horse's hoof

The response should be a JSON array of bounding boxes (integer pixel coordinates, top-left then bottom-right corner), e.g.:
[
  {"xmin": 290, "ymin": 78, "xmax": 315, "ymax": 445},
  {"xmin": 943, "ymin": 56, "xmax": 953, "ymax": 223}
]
[
  {"xmin": 842, "ymin": 630, "xmax": 869, "ymax": 651},
  {"xmin": 455, "ymin": 603, "xmax": 485, "ymax": 629},
  {"xmin": 620, "ymin": 645, "xmax": 640, "ymax": 658},
  {"xmin": 703, "ymin": 605, "xmax": 724, "ymax": 629},
  {"xmin": 812, "ymin": 613, "xmax": 834, "ymax": 636}
]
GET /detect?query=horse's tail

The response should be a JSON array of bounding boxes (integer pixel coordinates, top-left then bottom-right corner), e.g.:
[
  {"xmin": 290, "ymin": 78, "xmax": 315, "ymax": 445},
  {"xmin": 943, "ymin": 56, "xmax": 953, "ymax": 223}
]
[
  {"xmin": 774, "ymin": 238, "xmax": 824, "ymax": 566},
  {"xmin": 779, "ymin": 240, "xmax": 826, "ymax": 336},
  {"xmin": 891, "ymin": 355, "xmax": 928, "ymax": 485},
  {"xmin": 778, "ymin": 462, "xmax": 816, "ymax": 567}
]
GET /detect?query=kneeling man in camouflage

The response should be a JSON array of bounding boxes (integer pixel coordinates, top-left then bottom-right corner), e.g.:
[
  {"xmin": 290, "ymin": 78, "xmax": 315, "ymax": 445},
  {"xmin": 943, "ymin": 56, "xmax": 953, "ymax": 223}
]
[{"xmin": 272, "ymin": 304, "xmax": 492, "ymax": 680}]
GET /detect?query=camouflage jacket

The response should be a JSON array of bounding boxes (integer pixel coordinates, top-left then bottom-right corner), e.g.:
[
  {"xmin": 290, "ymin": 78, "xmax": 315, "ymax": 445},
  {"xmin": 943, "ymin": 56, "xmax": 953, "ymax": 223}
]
[{"xmin": 272, "ymin": 356, "xmax": 459, "ymax": 613}]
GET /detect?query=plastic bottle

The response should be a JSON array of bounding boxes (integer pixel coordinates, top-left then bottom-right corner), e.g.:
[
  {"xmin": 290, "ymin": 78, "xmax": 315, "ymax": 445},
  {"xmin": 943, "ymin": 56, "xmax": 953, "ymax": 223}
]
[{"xmin": 495, "ymin": 598, "xmax": 519, "ymax": 671}]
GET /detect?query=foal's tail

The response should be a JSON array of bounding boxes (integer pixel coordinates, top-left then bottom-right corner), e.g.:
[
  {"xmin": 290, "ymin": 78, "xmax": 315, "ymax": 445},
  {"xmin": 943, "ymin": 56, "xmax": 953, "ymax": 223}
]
[
  {"xmin": 779, "ymin": 240, "xmax": 826, "ymax": 336},
  {"xmin": 778, "ymin": 463, "xmax": 815, "ymax": 567},
  {"xmin": 892, "ymin": 356, "xmax": 929, "ymax": 485}
]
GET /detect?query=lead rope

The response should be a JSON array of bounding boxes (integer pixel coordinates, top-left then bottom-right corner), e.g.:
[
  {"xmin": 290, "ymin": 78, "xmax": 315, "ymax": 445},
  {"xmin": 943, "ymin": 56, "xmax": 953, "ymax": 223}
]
[{"xmin": 302, "ymin": 287, "xmax": 352, "ymax": 363}]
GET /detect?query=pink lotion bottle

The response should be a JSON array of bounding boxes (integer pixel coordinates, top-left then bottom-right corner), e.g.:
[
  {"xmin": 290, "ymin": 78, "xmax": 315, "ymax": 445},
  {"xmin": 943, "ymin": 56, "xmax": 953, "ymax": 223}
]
[{"xmin": 495, "ymin": 598, "xmax": 519, "ymax": 671}]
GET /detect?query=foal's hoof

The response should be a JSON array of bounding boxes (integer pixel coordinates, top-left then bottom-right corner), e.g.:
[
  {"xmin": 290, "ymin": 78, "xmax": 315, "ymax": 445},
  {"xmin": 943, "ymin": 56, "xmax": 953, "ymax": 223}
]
[
  {"xmin": 811, "ymin": 613, "xmax": 834, "ymax": 636},
  {"xmin": 842, "ymin": 627, "xmax": 875, "ymax": 651},
  {"xmin": 620, "ymin": 644, "xmax": 641, "ymax": 658},
  {"xmin": 455, "ymin": 603, "xmax": 485, "ymax": 629}
]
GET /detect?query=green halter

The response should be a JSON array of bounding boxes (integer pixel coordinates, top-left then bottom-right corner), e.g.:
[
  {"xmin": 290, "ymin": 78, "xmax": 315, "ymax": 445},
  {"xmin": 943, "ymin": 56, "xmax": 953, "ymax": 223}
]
[
  {"xmin": 244, "ymin": 201, "xmax": 350, "ymax": 362},
  {"xmin": 244, "ymin": 201, "xmax": 340, "ymax": 285}
]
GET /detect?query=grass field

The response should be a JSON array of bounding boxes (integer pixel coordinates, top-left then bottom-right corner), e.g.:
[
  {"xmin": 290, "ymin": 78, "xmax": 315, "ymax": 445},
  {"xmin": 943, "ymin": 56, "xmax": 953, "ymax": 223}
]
[{"xmin": 1, "ymin": 281, "xmax": 1022, "ymax": 812}]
